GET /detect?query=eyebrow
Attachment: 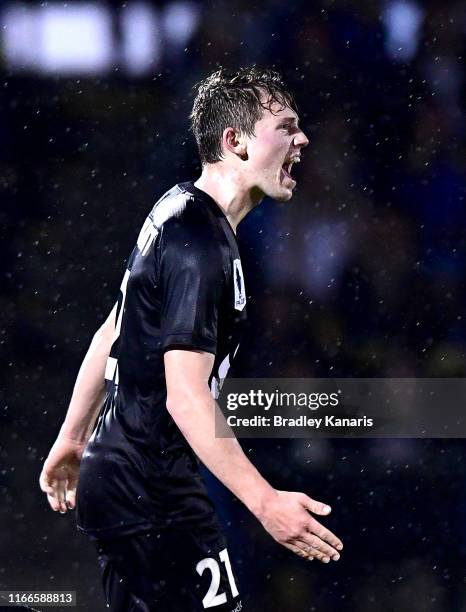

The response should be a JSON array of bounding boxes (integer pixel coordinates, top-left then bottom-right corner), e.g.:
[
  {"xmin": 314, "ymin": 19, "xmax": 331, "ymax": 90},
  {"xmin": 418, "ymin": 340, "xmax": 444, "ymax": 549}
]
[{"xmin": 277, "ymin": 116, "xmax": 299, "ymax": 126}]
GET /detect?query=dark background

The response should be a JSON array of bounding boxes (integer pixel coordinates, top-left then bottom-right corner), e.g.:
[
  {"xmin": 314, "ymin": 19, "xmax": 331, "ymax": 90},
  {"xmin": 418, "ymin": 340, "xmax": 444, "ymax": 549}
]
[{"xmin": 1, "ymin": 0, "xmax": 465, "ymax": 610}]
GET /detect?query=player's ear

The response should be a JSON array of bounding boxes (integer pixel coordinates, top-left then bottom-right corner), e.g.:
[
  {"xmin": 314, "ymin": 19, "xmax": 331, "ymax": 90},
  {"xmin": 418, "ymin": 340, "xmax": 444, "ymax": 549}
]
[{"xmin": 223, "ymin": 127, "xmax": 248, "ymax": 160}]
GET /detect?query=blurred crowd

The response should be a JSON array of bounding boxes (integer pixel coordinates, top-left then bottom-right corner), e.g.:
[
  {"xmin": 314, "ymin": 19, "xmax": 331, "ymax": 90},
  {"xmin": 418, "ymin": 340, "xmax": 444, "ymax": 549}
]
[{"xmin": 1, "ymin": 1, "xmax": 465, "ymax": 610}]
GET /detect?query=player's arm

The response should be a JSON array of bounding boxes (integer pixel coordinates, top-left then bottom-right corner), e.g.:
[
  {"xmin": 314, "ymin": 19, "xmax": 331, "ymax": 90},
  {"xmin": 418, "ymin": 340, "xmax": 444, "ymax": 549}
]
[
  {"xmin": 164, "ymin": 349, "xmax": 343, "ymax": 563},
  {"xmin": 39, "ymin": 305, "xmax": 116, "ymax": 513}
]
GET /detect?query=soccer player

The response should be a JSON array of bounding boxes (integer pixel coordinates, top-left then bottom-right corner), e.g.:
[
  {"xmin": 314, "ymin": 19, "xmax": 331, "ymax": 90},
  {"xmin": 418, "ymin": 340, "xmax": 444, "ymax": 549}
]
[{"xmin": 39, "ymin": 67, "xmax": 343, "ymax": 611}]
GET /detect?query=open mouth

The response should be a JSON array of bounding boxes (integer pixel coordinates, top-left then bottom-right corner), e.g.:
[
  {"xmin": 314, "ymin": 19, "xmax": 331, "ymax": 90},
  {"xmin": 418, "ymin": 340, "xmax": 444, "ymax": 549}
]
[
  {"xmin": 281, "ymin": 157, "xmax": 299, "ymax": 183},
  {"xmin": 282, "ymin": 161, "xmax": 294, "ymax": 180}
]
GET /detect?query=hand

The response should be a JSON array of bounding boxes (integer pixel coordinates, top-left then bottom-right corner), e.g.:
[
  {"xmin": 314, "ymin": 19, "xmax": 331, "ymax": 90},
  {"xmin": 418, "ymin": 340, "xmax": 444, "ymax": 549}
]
[
  {"xmin": 256, "ymin": 489, "xmax": 343, "ymax": 563},
  {"xmin": 39, "ymin": 438, "xmax": 86, "ymax": 514}
]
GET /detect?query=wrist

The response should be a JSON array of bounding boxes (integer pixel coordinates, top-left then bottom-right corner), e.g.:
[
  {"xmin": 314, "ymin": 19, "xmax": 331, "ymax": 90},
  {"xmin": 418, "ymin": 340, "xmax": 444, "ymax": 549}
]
[
  {"xmin": 56, "ymin": 430, "xmax": 89, "ymax": 447},
  {"xmin": 244, "ymin": 483, "xmax": 278, "ymax": 521}
]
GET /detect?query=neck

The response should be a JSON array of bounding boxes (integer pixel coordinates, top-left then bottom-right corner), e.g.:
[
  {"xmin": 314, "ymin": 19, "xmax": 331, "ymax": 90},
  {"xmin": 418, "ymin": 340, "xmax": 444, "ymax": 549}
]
[{"xmin": 194, "ymin": 163, "xmax": 263, "ymax": 233}]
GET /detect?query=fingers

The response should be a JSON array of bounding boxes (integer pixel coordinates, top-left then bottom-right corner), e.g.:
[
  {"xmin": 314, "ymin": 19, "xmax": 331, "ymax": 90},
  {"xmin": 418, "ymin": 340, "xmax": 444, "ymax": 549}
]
[
  {"xmin": 303, "ymin": 546, "xmax": 332, "ymax": 563},
  {"xmin": 45, "ymin": 478, "xmax": 67, "ymax": 513},
  {"xmin": 299, "ymin": 494, "xmax": 343, "ymax": 556},
  {"xmin": 65, "ymin": 486, "xmax": 77, "ymax": 510},
  {"xmin": 300, "ymin": 493, "xmax": 332, "ymax": 516},
  {"xmin": 313, "ymin": 550, "xmax": 333, "ymax": 563},
  {"xmin": 40, "ymin": 469, "xmax": 72, "ymax": 513},
  {"xmin": 308, "ymin": 517, "xmax": 343, "ymax": 553},
  {"xmin": 269, "ymin": 491, "xmax": 343, "ymax": 563},
  {"xmin": 66, "ymin": 471, "xmax": 78, "ymax": 510},
  {"xmin": 39, "ymin": 470, "xmax": 52, "ymax": 494},
  {"xmin": 300, "ymin": 530, "xmax": 341, "ymax": 561},
  {"xmin": 285, "ymin": 541, "xmax": 334, "ymax": 564},
  {"xmin": 46, "ymin": 491, "xmax": 62, "ymax": 513},
  {"xmin": 55, "ymin": 477, "xmax": 68, "ymax": 513},
  {"xmin": 40, "ymin": 470, "xmax": 60, "ymax": 511},
  {"xmin": 285, "ymin": 542, "xmax": 314, "ymax": 561}
]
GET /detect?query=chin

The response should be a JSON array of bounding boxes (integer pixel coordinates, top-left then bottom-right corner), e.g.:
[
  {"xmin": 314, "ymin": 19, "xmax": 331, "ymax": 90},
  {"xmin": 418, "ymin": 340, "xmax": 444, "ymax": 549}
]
[
  {"xmin": 259, "ymin": 179, "xmax": 295, "ymax": 202},
  {"xmin": 271, "ymin": 186, "xmax": 294, "ymax": 202},
  {"xmin": 276, "ymin": 189, "xmax": 293, "ymax": 202}
]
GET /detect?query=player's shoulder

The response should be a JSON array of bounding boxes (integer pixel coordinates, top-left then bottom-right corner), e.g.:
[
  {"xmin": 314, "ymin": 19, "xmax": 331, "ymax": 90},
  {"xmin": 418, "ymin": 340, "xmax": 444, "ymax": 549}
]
[
  {"xmin": 148, "ymin": 183, "xmax": 190, "ymax": 228},
  {"xmin": 149, "ymin": 182, "xmax": 213, "ymax": 231},
  {"xmin": 154, "ymin": 183, "xmax": 225, "ymax": 254}
]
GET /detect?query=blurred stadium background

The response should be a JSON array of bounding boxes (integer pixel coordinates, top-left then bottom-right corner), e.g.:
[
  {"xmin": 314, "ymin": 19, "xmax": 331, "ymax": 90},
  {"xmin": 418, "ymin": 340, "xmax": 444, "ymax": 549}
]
[{"xmin": 0, "ymin": 0, "xmax": 465, "ymax": 610}]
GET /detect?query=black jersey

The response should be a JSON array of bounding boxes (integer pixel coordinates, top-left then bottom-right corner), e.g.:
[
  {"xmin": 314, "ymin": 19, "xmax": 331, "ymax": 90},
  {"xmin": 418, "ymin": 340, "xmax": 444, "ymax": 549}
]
[{"xmin": 76, "ymin": 182, "xmax": 247, "ymax": 538}]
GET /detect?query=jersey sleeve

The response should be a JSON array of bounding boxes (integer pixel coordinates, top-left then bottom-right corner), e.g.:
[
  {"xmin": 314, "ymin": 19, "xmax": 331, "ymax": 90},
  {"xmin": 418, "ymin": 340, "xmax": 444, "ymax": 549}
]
[{"xmin": 159, "ymin": 220, "xmax": 225, "ymax": 354}]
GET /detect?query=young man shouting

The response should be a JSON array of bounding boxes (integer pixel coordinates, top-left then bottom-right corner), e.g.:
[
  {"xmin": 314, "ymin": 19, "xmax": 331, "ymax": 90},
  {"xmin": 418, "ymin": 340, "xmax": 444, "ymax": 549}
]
[{"xmin": 40, "ymin": 66, "xmax": 343, "ymax": 611}]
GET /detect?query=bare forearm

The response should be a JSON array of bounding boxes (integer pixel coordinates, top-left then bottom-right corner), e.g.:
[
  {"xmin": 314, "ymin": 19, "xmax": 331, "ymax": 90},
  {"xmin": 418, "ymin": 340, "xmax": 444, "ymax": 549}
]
[
  {"xmin": 59, "ymin": 312, "xmax": 115, "ymax": 443},
  {"xmin": 167, "ymin": 393, "xmax": 275, "ymax": 519}
]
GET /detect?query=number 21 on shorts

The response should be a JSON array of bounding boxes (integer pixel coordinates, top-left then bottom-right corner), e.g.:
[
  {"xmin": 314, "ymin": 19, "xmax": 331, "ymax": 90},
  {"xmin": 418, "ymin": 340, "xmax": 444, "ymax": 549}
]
[{"xmin": 196, "ymin": 548, "xmax": 239, "ymax": 609}]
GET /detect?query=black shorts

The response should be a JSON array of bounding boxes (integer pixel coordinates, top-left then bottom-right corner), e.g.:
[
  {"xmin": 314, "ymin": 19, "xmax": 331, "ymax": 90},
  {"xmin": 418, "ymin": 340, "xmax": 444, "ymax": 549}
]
[{"xmin": 93, "ymin": 523, "xmax": 243, "ymax": 612}]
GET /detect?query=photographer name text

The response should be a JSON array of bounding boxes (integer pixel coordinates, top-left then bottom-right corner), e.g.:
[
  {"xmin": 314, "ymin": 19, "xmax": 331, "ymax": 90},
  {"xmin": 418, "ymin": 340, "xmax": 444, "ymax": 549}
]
[{"xmin": 226, "ymin": 415, "xmax": 374, "ymax": 429}]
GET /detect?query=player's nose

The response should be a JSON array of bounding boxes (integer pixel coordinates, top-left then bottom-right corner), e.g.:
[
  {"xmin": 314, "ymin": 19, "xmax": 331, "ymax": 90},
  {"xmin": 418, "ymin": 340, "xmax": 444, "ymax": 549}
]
[{"xmin": 294, "ymin": 128, "xmax": 309, "ymax": 149}]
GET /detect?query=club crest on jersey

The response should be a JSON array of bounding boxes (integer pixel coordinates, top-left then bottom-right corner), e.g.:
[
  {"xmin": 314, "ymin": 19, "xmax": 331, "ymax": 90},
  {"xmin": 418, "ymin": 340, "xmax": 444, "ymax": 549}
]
[{"xmin": 233, "ymin": 259, "xmax": 246, "ymax": 311}]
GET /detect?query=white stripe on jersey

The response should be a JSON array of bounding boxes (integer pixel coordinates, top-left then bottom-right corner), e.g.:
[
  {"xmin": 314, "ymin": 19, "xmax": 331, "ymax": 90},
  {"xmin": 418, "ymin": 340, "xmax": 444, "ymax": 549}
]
[
  {"xmin": 151, "ymin": 191, "xmax": 189, "ymax": 229},
  {"xmin": 137, "ymin": 217, "xmax": 159, "ymax": 256},
  {"xmin": 137, "ymin": 191, "xmax": 189, "ymax": 256},
  {"xmin": 105, "ymin": 356, "xmax": 118, "ymax": 382},
  {"xmin": 210, "ymin": 350, "xmax": 235, "ymax": 399}
]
